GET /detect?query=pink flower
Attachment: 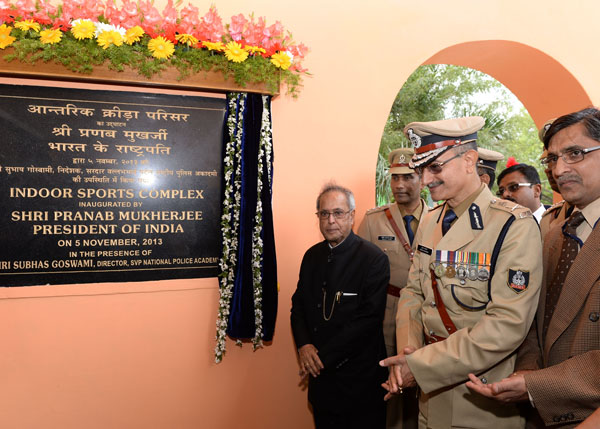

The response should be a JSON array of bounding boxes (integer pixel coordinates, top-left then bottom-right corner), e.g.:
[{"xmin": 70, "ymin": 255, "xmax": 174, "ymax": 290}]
[
  {"xmin": 229, "ymin": 13, "xmax": 246, "ymax": 42},
  {"xmin": 138, "ymin": 0, "xmax": 162, "ymax": 37},
  {"xmin": 243, "ymin": 16, "xmax": 265, "ymax": 47},
  {"xmin": 180, "ymin": 4, "xmax": 200, "ymax": 30},
  {"xmin": 161, "ymin": 0, "xmax": 177, "ymax": 27},
  {"xmin": 31, "ymin": 0, "xmax": 57, "ymax": 24},
  {"xmin": 197, "ymin": 5, "xmax": 223, "ymax": 42}
]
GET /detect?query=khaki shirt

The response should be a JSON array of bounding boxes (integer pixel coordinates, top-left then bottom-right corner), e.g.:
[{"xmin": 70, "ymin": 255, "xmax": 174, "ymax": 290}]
[
  {"xmin": 397, "ymin": 185, "xmax": 543, "ymax": 428},
  {"xmin": 358, "ymin": 199, "xmax": 428, "ymax": 358},
  {"xmin": 358, "ymin": 199, "xmax": 427, "ymax": 288}
]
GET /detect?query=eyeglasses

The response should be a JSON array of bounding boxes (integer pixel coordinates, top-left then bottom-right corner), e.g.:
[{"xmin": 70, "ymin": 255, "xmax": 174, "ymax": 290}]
[
  {"xmin": 415, "ymin": 152, "xmax": 463, "ymax": 175},
  {"xmin": 496, "ymin": 183, "xmax": 532, "ymax": 196},
  {"xmin": 541, "ymin": 145, "xmax": 600, "ymax": 167},
  {"xmin": 316, "ymin": 210, "xmax": 352, "ymax": 220}
]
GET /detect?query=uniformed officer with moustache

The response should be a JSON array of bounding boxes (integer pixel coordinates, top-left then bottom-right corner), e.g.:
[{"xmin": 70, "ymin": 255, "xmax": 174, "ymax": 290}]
[
  {"xmin": 477, "ymin": 147, "xmax": 504, "ymax": 189},
  {"xmin": 358, "ymin": 147, "xmax": 427, "ymax": 429},
  {"xmin": 539, "ymin": 119, "xmax": 574, "ymax": 239},
  {"xmin": 380, "ymin": 116, "xmax": 543, "ymax": 428}
]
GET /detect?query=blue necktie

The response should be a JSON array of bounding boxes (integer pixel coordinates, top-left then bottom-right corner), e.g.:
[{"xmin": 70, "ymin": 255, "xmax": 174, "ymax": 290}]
[
  {"xmin": 442, "ymin": 209, "xmax": 457, "ymax": 236},
  {"xmin": 403, "ymin": 215, "xmax": 415, "ymax": 245}
]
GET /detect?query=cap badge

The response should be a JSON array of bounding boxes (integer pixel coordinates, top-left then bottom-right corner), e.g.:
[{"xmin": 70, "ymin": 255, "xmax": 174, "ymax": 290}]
[
  {"xmin": 398, "ymin": 154, "xmax": 406, "ymax": 163},
  {"xmin": 543, "ymin": 123, "xmax": 551, "ymax": 133},
  {"xmin": 407, "ymin": 129, "xmax": 421, "ymax": 148}
]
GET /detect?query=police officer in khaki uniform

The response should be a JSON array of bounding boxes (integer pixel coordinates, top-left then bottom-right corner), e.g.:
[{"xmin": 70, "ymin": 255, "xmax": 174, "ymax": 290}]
[
  {"xmin": 477, "ymin": 147, "xmax": 504, "ymax": 189},
  {"xmin": 381, "ymin": 116, "xmax": 543, "ymax": 428},
  {"xmin": 539, "ymin": 119, "xmax": 574, "ymax": 238},
  {"xmin": 358, "ymin": 147, "xmax": 427, "ymax": 429}
]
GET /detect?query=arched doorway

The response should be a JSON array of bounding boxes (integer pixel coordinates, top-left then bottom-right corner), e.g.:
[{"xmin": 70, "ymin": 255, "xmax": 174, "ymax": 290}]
[
  {"xmin": 377, "ymin": 40, "xmax": 592, "ymax": 205},
  {"xmin": 423, "ymin": 40, "xmax": 592, "ymax": 127}
]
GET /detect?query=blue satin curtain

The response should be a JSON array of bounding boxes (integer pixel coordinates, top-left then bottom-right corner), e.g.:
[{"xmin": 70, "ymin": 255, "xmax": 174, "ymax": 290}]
[{"xmin": 222, "ymin": 92, "xmax": 278, "ymax": 342}]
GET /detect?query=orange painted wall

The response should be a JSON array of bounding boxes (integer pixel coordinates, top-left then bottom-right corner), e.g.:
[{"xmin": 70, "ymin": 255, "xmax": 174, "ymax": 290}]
[{"xmin": 0, "ymin": 1, "xmax": 597, "ymax": 428}]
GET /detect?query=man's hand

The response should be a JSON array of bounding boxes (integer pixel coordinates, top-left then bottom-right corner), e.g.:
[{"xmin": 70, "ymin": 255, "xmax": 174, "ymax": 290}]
[
  {"xmin": 466, "ymin": 371, "xmax": 531, "ymax": 403},
  {"xmin": 380, "ymin": 346, "xmax": 417, "ymax": 400},
  {"xmin": 298, "ymin": 344, "xmax": 324, "ymax": 378}
]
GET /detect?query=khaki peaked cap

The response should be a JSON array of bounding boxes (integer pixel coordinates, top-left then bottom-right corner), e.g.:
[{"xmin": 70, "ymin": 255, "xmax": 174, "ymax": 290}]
[
  {"xmin": 388, "ymin": 147, "xmax": 415, "ymax": 174},
  {"xmin": 477, "ymin": 147, "xmax": 504, "ymax": 172},
  {"xmin": 403, "ymin": 116, "xmax": 485, "ymax": 167},
  {"xmin": 539, "ymin": 118, "xmax": 556, "ymax": 141}
]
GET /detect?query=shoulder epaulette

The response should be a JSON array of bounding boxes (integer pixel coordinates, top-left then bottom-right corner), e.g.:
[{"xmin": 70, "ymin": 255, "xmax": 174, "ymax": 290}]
[
  {"xmin": 364, "ymin": 204, "xmax": 390, "ymax": 215},
  {"xmin": 489, "ymin": 198, "xmax": 533, "ymax": 219},
  {"xmin": 541, "ymin": 200, "xmax": 565, "ymax": 218}
]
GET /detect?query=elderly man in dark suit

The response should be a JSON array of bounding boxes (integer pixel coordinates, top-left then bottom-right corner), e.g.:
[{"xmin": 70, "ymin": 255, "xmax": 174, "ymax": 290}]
[
  {"xmin": 467, "ymin": 107, "xmax": 600, "ymax": 428},
  {"xmin": 291, "ymin": 183, "xmax": 389, "ymax": 429}
]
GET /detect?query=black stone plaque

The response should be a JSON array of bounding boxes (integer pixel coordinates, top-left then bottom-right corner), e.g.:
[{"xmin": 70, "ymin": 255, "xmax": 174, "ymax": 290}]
[{"xmin": 0, "ymin": 84, "xmax": 225, "ymax": 286}]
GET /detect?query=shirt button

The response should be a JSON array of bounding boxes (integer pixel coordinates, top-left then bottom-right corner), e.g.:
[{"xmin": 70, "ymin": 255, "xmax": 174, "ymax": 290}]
[
  {"xmin": 429, "ymin": 330, "xmax": 435, "ymax": 336},
  {"xmin": 589, "ymin": 312, "xmax": 600, "ymax": 322},
  {"xmin": 430, "ymin": 301, "xmax": 436, "ymax": 308},
  {"xmin": 322, "ymin": 281, "xmax": 327, "ymax": 286},
  {"xmin": 317, "ymin": 303, "xmax": 322, "ymax": 308},
  {"xmin": 313, "ymin": 327, "xmax": 318, "ymax": 332}
]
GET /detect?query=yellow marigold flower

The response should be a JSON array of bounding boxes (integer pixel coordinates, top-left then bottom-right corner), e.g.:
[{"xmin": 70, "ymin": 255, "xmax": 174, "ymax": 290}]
[
  {"xmin": 14, "ymin": 20, "xmax": 40, "ymax": 32},
  {"xmin": 244, "ymin": 45, "xmax": 266, "ymax": 55},
  {"xmin": 97, "ymin": 30, "xmax": 123, "ymax": 49},
  {"xmin": 270, "ymin": 51, "xmax": 291, "ymax": 70},
  {"xmin": 71, "ymin": 20, "xmax": 95, "ymax": 40},
  {"xmin": 224, "ymin": 41, "xmax": 248, "ymax": 63},
  {"xmin": 125, "ymin": 26, "xmax": 144, "ymax": 45},
  {"xmin": 40, "ymin": 28, "xmax": 63, "ymax": 45},
  {"xmin": 202, "ymin": 41, "xmax": 225, "ymax": 51},
  {"xmin": 0, "ymin": 24, "xmax": 16, "ymax": 49},
  {"xmin": 148, "ymin": 36, "xmax": 175, "ymax": 59},
  {"xmin": 175, "ymin": 33, "xmax": 198, "ymax": 47}
]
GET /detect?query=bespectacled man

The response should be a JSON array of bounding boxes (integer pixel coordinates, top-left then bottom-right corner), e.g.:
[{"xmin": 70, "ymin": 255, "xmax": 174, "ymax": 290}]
[
  {"xmin": 381, "ymin": 116, "xmax": 542, "ymax": 429},
  {"xmin": 467, "ymin": 107, "xmax": 600, "ymax": 428}
]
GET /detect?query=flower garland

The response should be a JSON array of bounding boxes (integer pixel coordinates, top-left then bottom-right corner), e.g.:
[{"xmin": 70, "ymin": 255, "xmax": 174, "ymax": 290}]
[
  {"xmin": 0, "ymin": 0, "xmax": 309, "ymax": 95},
  {"xmin": 249, "ymin": 95, "xmax": 272, "ymax": 349},
  {"xmin": 215, "ymin": 93, "xmax": 245, "ymax": 363}
]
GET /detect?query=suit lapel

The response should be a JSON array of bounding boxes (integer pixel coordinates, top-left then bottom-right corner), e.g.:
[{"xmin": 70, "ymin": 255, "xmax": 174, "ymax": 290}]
[
  {"xmin": 537, "ymin": 223, "xmax": 563, "ymax": 346},
  {"xmin": 544, "ymin": 222, "xmax": 600, "ymax": 356}
]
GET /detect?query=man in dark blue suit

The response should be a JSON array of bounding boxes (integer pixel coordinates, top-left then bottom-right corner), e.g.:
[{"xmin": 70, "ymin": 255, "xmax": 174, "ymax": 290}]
[{"xmin": 291, "ymin": 183, "xmax": 390, "ymax": 429}]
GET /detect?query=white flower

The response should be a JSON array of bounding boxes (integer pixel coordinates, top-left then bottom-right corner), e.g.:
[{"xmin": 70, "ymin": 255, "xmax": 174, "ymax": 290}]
[{"xmin": 94, "ymin": 22, "xmax": 126, "ymax": 37}]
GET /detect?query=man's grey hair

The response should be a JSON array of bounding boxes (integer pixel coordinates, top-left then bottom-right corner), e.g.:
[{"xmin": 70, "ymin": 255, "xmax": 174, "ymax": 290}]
[
  {"xmin": 454, "ymin": 141, "xmax": 478, "ymax": 156},
  {"xmin": 316, "ymin": 183, "xmax": 356, "ymax": 211}
]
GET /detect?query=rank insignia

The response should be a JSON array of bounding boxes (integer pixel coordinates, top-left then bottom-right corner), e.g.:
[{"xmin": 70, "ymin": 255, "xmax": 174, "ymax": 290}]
[
  {"xmin": 469, "ymin": 204, "xmax": 484, "ymax": 230},
  {"xmin": 508, "ymin": 269, "xmax": 529, "ymax": 293}
]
